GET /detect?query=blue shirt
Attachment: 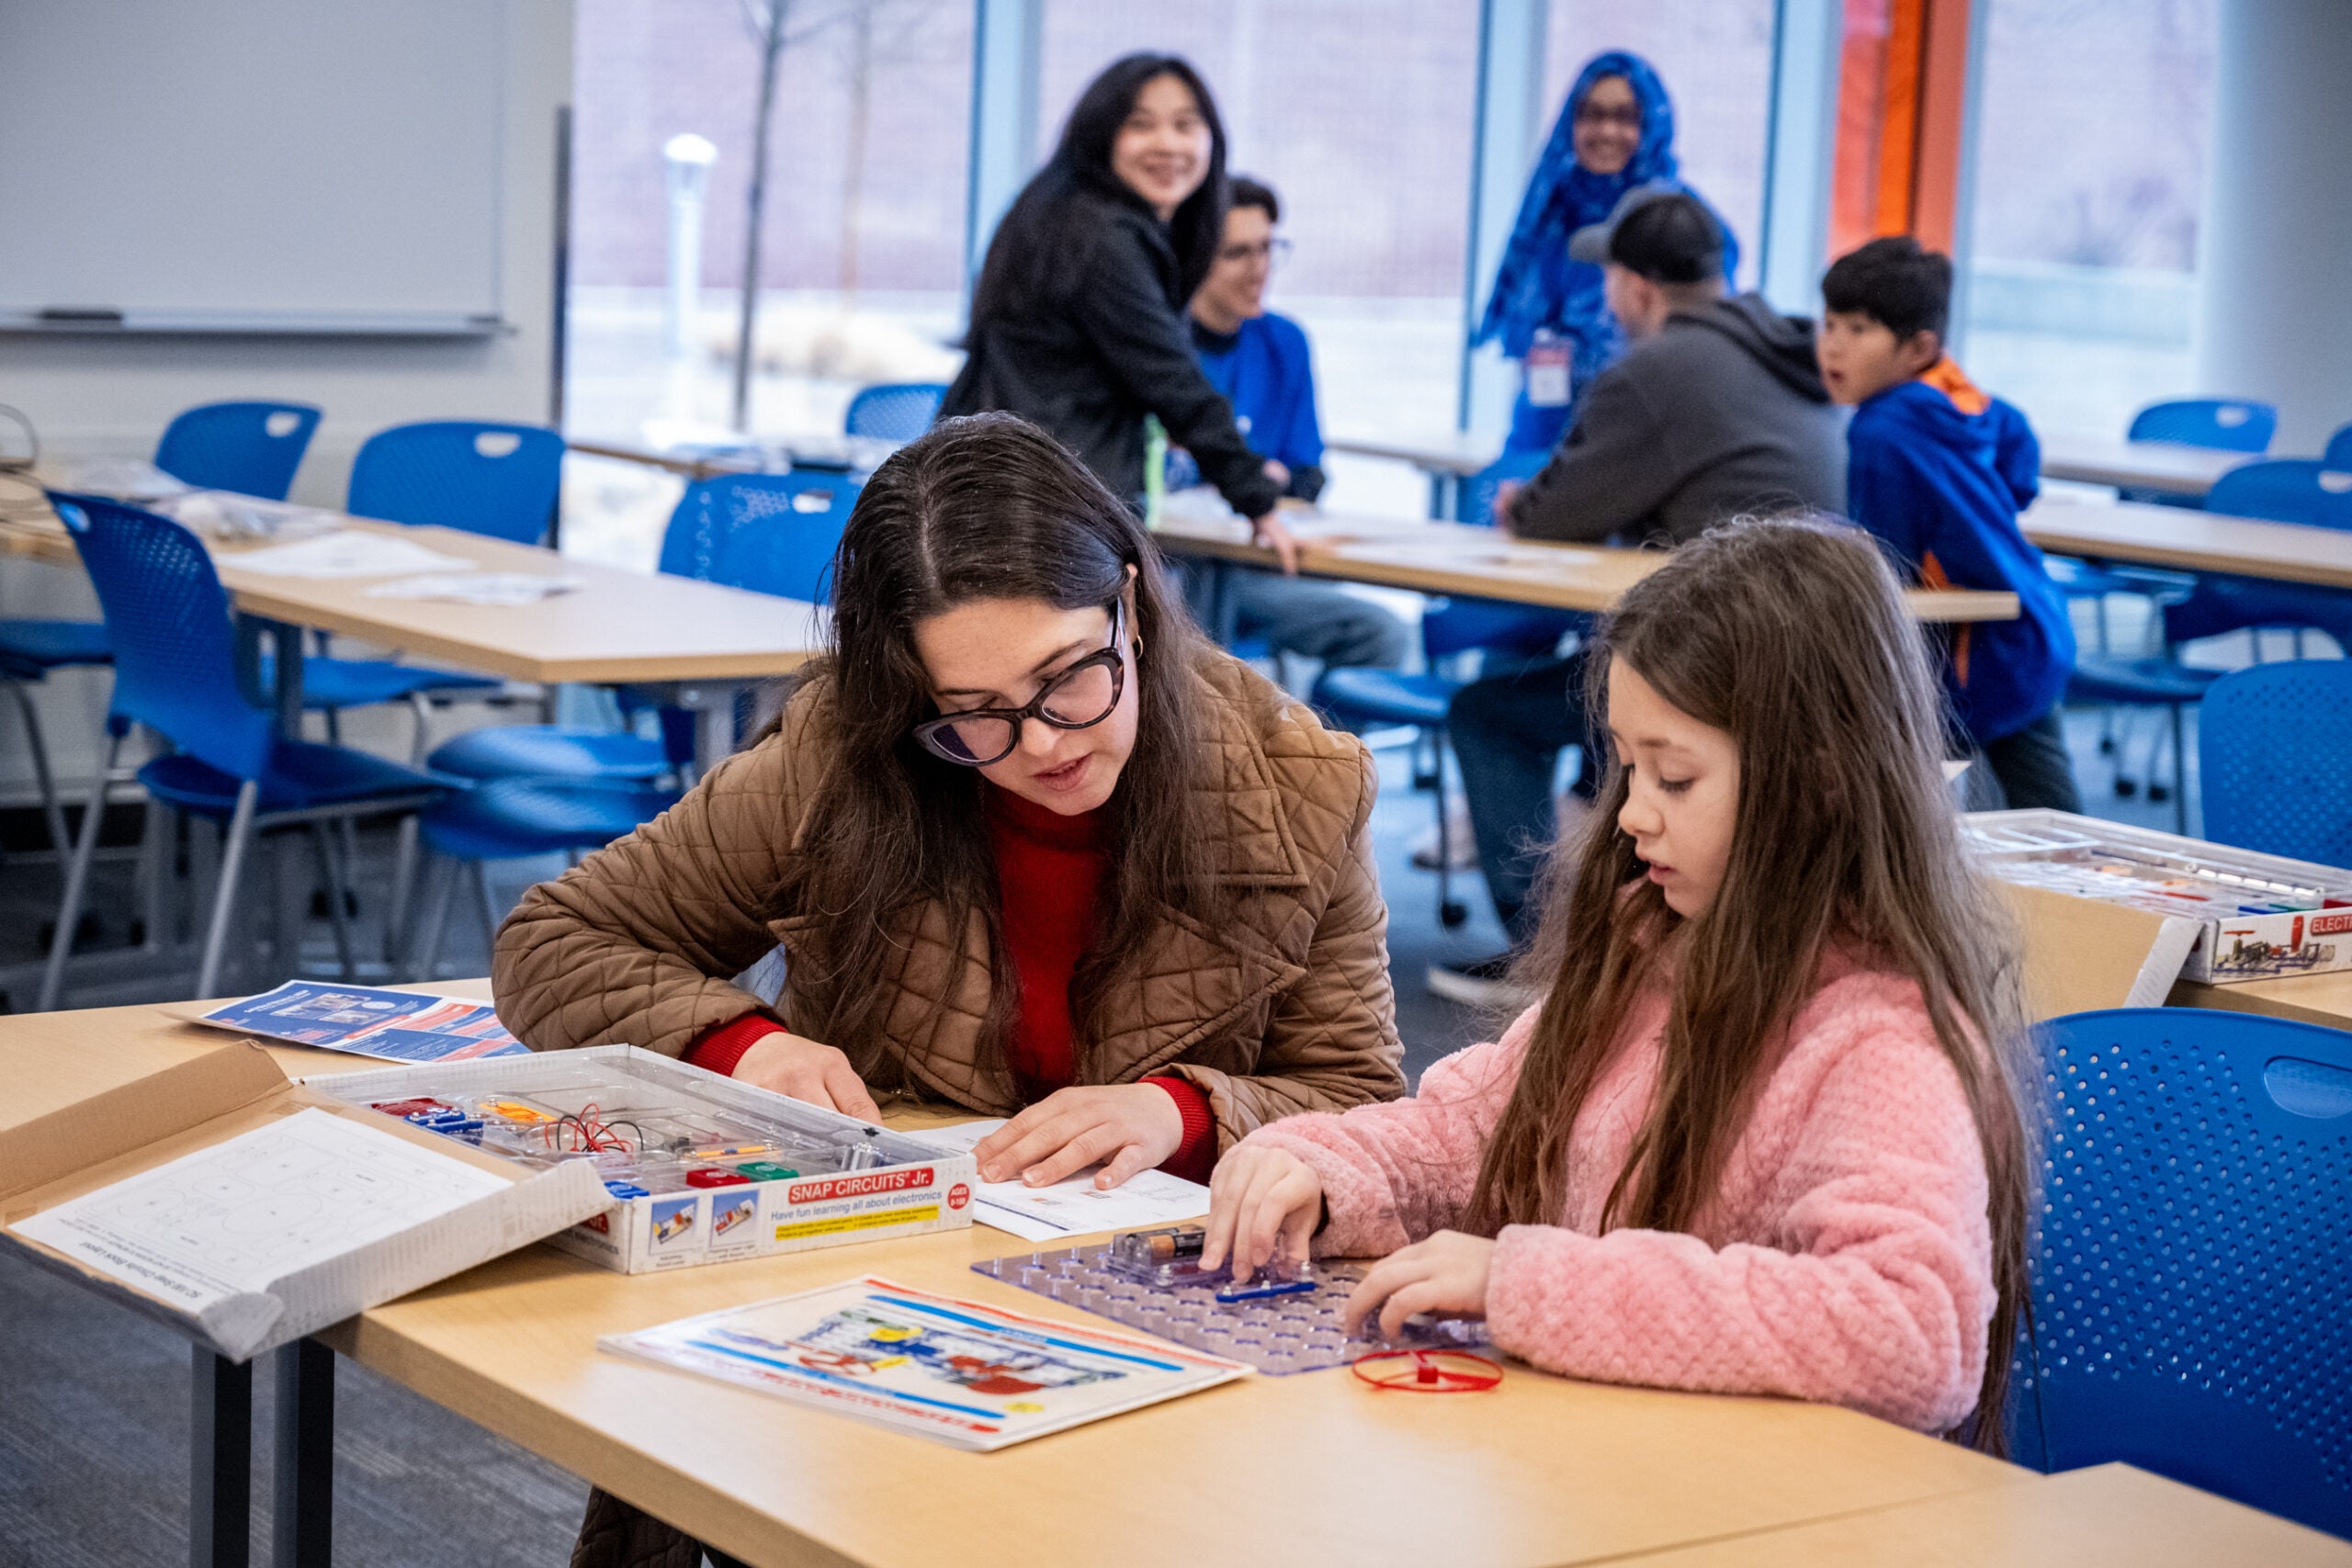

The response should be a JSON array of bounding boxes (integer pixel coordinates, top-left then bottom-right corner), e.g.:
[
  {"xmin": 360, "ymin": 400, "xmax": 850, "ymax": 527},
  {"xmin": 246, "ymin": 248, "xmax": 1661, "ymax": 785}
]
[
  {"xmin": 1190, "ymin": 311, "xmax": 1323, "ymax": 500},
  {"xmin": 1845, "ymin": 370, "xmax": 2075, "ymax": 743}
]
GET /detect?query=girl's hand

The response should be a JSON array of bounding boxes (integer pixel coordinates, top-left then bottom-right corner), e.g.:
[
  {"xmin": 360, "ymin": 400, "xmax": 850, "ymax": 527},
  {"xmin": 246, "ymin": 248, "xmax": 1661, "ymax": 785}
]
[
  {"xmin": 732, "ymin": 1031, "xmax": 883, "ymax": 1122},
  {"xmin": 1251, "ymin": 510, "xmax": 1303, "ymax": 575},
  {"xmin": 971, "ymin": 1084, "xmax": 1183, "ymax": 1190},
  {"xmin": 1202, "ymin": 1145, "xmax": 1323, "ymax": 1285},
  {"xmin": 1342, "ymin": 1230, "xmax": 1496, "ymax": 1341}
]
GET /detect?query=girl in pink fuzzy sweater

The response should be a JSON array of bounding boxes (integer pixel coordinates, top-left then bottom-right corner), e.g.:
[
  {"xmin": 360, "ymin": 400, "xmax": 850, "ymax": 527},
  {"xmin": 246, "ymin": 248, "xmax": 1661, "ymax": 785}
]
[{"xmin": 1204, "ymin": 516, "xmax": 2032, "ymax": 1447}]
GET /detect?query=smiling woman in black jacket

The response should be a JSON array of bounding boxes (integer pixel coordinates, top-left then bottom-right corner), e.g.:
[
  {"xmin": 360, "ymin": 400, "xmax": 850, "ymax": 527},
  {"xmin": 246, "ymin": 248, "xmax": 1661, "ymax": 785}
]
[{"xmin": 943, "ymin": 53, "xmax": 1296, "ymax": 567}]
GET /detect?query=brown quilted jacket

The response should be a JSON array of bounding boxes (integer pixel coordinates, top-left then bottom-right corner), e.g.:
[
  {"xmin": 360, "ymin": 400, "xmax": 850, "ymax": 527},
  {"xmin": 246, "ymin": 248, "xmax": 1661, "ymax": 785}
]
[{"xmin": 493, "ymin": 653, "xmax": 1404, "ymax": 1144}]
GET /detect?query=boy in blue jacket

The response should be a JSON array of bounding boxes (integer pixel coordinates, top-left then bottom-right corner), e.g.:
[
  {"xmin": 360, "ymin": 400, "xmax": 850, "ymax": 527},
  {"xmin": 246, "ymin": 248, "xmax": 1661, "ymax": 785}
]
[{"xmin": 1818, "ymin": 237, "xmax": 2082, "ymax": 811}]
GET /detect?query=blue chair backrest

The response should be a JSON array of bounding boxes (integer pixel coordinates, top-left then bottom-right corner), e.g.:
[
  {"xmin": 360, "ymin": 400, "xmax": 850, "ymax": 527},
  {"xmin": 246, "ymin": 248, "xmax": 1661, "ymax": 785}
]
[
  {"xmin": 1463, "ymin": 449, "xmax": 1549, "ymax": 529},
  {"xmin": 49, "ymin": 492, "xmax": 275, "ymax": 780},
  {"xmin": 658, "ymin": 472, "xmax": 856, "ymax": 603},
  {"xmin": 2326, "ymin": 423, "xmax": 2352, "ymax": 470},
  {"xmin": 2127, "ymin": 398, "xmax": 2278, "ymax": 454},
  {"xmin": 347, "ymin": 421, "xmax": 565, "ymax": 544},
  {"xmin": 2206, "ymin": 459, "xmax": 2352, "ymax": 532},
  {"xmin": 2199, "ymin": 660, "xmax": 2352, "ymax": 865},
  {"xmin": 2021, "ymin": 1008, "xmax": 2352, "ymax": 1538},
  {"xmin": 153, "ymin": 400, "xmax": 321, "ymax": 501},
  {"xmin": 843, "ymin": 382, "xmax": 946, "ymax": 444}
]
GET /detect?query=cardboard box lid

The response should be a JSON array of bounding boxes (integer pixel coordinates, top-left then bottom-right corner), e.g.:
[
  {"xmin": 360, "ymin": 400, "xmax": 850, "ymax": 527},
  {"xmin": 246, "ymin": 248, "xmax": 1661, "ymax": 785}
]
[
  {"xmin": 0, "ymin": 1041, "xmax": 607, "ymax": 1362},
  {"xmin": 1996, "ymin": 882, "xmax": 2204, "ymax": 1021}
]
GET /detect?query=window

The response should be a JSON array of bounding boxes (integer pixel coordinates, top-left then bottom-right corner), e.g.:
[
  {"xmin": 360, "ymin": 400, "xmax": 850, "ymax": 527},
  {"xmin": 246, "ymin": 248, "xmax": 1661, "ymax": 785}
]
[
  {"xmin": 1542, "ymin": 1, "xmax": 1780, "ymax": 290},
  {"xmin": 1957, "ymin": 0, "xmax": 2217, "ymax": 439},
  {"xmin": 1035, "ymin": 0, "xmax": 1481, "ymax": 516},
  {"xmin": 568, "ymin": 0, "xmax": 973, "ymax": 450}
]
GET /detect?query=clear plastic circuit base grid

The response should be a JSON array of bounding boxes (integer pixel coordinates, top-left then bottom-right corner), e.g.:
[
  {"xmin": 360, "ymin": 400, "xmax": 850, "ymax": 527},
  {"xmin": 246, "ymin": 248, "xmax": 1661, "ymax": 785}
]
[{"xmin": 974, "ymin": 1229, "xmax": 1490, "ymax": 1376}]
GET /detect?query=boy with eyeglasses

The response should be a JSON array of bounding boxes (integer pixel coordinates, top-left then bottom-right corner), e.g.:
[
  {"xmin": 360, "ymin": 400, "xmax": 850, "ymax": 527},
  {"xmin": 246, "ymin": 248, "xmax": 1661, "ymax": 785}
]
[{"xmin": 1178, "ymin": 175, "xmax": 1408, "ymax": 671}]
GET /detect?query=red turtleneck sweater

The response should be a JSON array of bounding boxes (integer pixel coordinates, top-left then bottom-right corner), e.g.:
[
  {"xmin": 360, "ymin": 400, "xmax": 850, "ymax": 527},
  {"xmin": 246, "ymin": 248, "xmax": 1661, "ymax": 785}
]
[{"xmin": 684, "ymin": 786, "xmax": 1217, "ymax": 1182}]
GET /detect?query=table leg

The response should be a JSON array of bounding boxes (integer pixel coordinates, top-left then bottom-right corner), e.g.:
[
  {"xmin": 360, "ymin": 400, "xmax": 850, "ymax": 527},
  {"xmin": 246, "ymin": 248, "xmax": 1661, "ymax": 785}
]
[
  {"xmin": 191, "ymin": 1347, "xmax": 253, "ymax": 1568},
  {"xmin": 675, "ymin": 682, "xmax": 745, "ymax": 777},
  {"xmin": 273, "ymin": 1337, "xmax": 335, "ymax": 1568},
  {"xmin": 235, "ymin": 615, "xmax": 307, "ymax": 736}
]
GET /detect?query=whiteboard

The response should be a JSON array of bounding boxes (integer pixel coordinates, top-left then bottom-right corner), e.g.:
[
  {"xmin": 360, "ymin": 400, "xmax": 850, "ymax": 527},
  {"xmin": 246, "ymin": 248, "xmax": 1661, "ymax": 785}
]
[{"xmin": 0, "ymin": 0, "xmax": 506, "ymax": 333}]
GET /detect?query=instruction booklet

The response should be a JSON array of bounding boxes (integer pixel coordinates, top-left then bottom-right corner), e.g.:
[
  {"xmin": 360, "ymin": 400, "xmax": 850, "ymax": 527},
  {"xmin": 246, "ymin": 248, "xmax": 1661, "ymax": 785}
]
[
  {"xmin": 601, "ymin": 1276, "xmax": 1248, "ymax": 1450},
  {"xmin": 194, "ymin": 982, "xmax": 528, "ymax": 1063}
]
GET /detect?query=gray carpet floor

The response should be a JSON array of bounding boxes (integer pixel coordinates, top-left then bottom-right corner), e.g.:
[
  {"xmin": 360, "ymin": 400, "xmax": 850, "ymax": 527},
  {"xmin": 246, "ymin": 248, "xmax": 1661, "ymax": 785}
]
[{"xmin": 0, "ymin": 705, "xmax": 2185, "ymax": 1565}]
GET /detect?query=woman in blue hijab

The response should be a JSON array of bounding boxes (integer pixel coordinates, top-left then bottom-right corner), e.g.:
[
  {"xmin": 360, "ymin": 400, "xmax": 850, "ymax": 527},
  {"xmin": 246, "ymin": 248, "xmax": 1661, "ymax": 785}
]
[{"xmin": 1476, "ymin": 51, "xmax": 1739, "ymax": 455}]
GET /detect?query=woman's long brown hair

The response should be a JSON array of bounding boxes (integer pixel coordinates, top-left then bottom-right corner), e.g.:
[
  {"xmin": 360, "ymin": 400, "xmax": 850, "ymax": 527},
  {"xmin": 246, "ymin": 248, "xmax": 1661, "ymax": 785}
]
[
  {"xmin": 772, "ymin": 412, "xmax": 1229, "ymax": 1089},
  {"xmin": 1462, "ymin": 516, "xmax": 2031, "ymax": 1450}
]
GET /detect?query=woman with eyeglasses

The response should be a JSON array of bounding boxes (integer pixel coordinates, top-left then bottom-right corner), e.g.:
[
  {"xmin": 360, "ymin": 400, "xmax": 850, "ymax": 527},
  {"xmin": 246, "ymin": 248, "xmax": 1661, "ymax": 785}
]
[
  {"xmin": 940, "ymin": 52, "xmax": 1302, "ymax": 572},
  {"xmin": 1474, "ymin": 51, "xmax": 1741, "ymax": 457},
  {"xmin": 494, "ymin": 413, "xmax": 1404, "ymax": 1196}
]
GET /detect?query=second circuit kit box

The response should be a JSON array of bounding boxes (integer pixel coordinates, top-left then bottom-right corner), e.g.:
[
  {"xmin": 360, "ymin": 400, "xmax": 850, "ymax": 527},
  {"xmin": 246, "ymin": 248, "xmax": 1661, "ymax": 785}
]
[{"xmin": 309, "ymin": 1046, "xmax": 977, "ymax": 1273}]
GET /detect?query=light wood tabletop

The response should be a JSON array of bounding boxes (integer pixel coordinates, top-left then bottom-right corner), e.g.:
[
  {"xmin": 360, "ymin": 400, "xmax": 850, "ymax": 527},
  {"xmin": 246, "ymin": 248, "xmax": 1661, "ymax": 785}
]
[
  {"xmin": 2171, "ymin": 968, "xmax": 2352, "ymax": 1032},
  {"xmin": 3, "ymin": 498, "xmax": 823, "ymax": 686},
  {"xmin": 7, "ymin": 996, "xmax": 2027, "ymax": 1568},
  {"xmin": 2023, "ymin": 495, "xmax": 2352, "ymax": 592},
  {"xmin": 1606, "ymin": 1461, "xmax": 2352, "ymax": 1567},
  {"xmin": 2037, "ymin": 435, "xmax": 2253, "ymax": 499},
  {"xmin": 1156, "ymin": 511, "xmax": 2021, "ymax": 624}
]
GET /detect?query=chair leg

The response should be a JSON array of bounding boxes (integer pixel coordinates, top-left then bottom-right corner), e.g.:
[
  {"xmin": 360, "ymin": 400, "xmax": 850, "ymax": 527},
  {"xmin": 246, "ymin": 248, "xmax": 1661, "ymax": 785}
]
[
  {"xmin": 1431, "ymin": 725, "xmax": 1465, "ymax": 930},
  {"xmin": 196, "ymin": 783, "xmax": 261, "ymax": 1000},
  {"xmin": 472, "ymin": 862, "xmax": 505, "ymax": 953},
  {"xmin": 36, "ymin": 730, "xmax": 124, "ymax": 1011},
  {"xmin": 384, "ymin": 816, "xmax": 420, "ymax": 970},
  {"xmin": 308, "ymin": 823, "xmax": 356, "ymax": 980},
  {"xmin": 2170, "ymin": 704, "xmax": 2188, "ymax": 835},
  {"xmin": 412, "ymin": 856, "xmax": 459, "ymax": 983},
  {"xmin": 406, "ymin": 692, "xmax": 435, "ymax": 765},
  {"xmin": 4, "ymin": 677, "xmax": 72, "ymax": 857}
]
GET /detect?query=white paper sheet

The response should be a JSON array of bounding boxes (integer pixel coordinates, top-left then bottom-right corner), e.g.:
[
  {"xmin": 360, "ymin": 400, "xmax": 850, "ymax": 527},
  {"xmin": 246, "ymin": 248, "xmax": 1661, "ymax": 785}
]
[
  {"xmin": 364, "ymin": 572, "xmax": 583, "ymax": 606},
  {"xmin": 10, "ymin": 1107, "xmax": 507, "ymax": 1318},
  {"xmin": 59, "ymin": 457, "xmax": 191, "ymax": 502},
  {"xmin": 216, "ymin": 530, "xmax": 479, "ymax": 579},
  {"xmin": 909, "ymin": 1119, "xmax": 1211, "ymax": 1242}
]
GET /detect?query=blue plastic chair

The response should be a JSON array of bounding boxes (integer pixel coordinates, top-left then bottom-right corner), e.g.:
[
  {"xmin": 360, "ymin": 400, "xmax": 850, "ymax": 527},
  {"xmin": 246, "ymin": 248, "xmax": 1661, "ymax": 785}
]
[
  {"xmin": 404, "ymin": 778, "xmax": 679, "ymax": 981},
  {"xmin": 2019, "ymin": 1009, "xmax": 2352, "ymax": 1539},
  {"xmin": 2197, "ymin": 660, "xmax": 2352, "ymax": 865},
  {"xmin": 657, "ymin": 470, "xmax": 855, "ymax": 602},
  {"xmin": 2126, "ymin": 398, "xmax": 2278, "ymax": 455},
  {"xmin": 2325, "ymin": 424, "xmax": 2352, "ymax": 470},
  {"xmin": 842, "ymin": 382, "xmax": 946, "ymax": 444},
  {"xmin": 153, "ymin": 400, "xmax": 321, "ymax": 501},
  {"xmin": 347, "ymin": 421, "xmax": 566, "ymax": 544},
  {"xmin": 1313, "ymin": 595, "xmax": 1571, "ymax": 929},
  {"xmin": 2206, "ymin": 459, "xmax": 2352, "ymax": 532},
  {"xmin": 430, "ymin": 472, "xmax": 857, "ymax": 790},
  {"xmin": 39, "ymin": 493, "xmax": 448, "ymax": 1007}
]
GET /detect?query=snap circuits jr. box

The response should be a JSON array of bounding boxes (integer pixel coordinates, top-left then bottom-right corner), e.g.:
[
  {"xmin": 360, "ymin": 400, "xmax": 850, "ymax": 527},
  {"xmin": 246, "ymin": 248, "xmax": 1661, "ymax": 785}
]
[
  {"xmin": 1967, "ymin": 810, "xmax": 2352, "ymax": 985},
  {"xmin": 307, "ymin": 1046, "xmax": 977, "ymax": 1273}
]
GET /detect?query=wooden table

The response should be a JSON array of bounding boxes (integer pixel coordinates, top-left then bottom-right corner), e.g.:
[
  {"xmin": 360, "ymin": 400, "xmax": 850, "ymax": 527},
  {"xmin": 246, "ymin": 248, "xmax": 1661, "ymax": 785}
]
[
  {"xmin": 2023, "ymin": 496, "xmax": 2352, "ymax": 593},
  {"xmin": 2037, "ymin": 435, "xmax": 2252, "ymax": 500},
  {"xmin": 2172, "ymin": 969, "xmax": 2352, "ymax": 1032},
  {"xmin": 1155, "ymin": 511, "xmax": 2020, "ymax": 624},
  {"xmin": 8, "ymin": 995, "xmax": 2040, "ymax": 1568},
  {"xmin": 1609, "ymin": 1462, "xmax": 2352, "ymax": 1567},
  {"xmin": 5, "ymin": 495, "xmax": 822, "ymax": 769}
]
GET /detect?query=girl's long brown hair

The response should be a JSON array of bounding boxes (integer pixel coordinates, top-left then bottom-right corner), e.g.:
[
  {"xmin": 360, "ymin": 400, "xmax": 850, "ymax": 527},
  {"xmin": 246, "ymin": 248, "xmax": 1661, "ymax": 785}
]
[
  {"xmin": 1463, "ymin": 516, "xmax": 2031, "ymax": 1450},
  {"xmin": 775, "ymin": 412, "xmax": 1229, "ymax": 1087}
]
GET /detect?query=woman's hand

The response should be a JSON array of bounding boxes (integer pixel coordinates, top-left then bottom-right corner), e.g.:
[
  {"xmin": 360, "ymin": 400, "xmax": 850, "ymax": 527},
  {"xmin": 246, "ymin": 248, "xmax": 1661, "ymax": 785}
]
[
  {"xmin": 1342, "ymin": 1230, "xmax": 1496, "ymax": 1341},
  {"xmin": 971, "ymin": 1084, "xmax": 1183, "ymax": 1190},
  {"xmin": 1491, "ymin": 479, "xmax": 1522, "ymax": 532},
  {"xmin": 1202, "ymin": 1145, "xmax": 1324, "ymax": 1285},
  {"xmin": 1251, "ymin": 510, "xmax": 1302, "ymax": 575},
  {"xmin": 731, "ymin": 1031, "xmax": 883, "ymax": 1122}
]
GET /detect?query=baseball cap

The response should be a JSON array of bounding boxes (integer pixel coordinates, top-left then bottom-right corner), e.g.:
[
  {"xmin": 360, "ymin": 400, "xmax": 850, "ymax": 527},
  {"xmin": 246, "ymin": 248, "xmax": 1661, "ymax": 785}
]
[{"xmin": 1567, "ymin": 185, "xmax": 1724, "ymax": 284}]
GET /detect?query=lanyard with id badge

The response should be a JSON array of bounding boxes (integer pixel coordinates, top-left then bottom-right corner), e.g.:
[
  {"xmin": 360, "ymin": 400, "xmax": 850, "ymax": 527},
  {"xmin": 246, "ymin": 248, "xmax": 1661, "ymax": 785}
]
[{"xmin": 1524, "ymin": 328, "xmax": 1572, "ymax": 408}]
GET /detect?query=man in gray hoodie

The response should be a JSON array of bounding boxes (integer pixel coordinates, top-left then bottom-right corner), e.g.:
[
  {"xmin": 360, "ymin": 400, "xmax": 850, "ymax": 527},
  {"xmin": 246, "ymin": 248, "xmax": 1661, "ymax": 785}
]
[{"xmin": 1430, "ymin": 187, "xmax": 1848, "ymax": 1005}]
